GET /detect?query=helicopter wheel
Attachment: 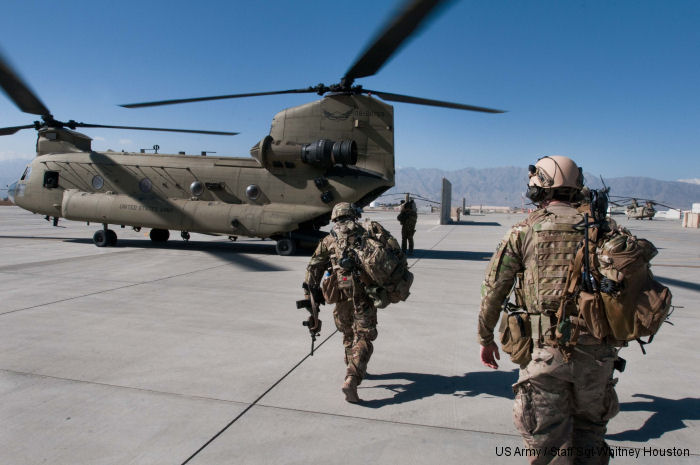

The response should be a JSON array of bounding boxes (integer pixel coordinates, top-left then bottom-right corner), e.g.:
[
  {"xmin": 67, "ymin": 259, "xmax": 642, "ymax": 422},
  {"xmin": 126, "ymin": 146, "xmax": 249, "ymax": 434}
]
[
  {"xmin": 150, "ymin": 228, "xmax": 170, "ymax": 243},
  {"xmin": 275, "ymin": 238, "xmax": 296, "ymax": 256},
  {"xmin": 106, "ymin": 229, "xmax": 118, "ymax": 246},
  {"xmin": 93, "ymin": 230, "xmax": 109, "ymax": 247},
  {"xmin": 181, "ymin": 231, "xmax": 190, "ymax": 242}
]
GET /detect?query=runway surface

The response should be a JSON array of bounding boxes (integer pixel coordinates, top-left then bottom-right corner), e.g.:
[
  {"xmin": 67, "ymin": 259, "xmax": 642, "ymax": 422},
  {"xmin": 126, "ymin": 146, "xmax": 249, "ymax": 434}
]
[{"xmin": 0, "ymin": 206, "xmax": 698, "ymax": 464}]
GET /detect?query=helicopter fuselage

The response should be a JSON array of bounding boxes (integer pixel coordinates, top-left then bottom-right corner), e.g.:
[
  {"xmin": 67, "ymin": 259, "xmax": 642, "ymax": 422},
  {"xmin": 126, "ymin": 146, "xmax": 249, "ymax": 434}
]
[{"xmin": 9, "ymin": 94, "xmax": 396, "ymax": 249}]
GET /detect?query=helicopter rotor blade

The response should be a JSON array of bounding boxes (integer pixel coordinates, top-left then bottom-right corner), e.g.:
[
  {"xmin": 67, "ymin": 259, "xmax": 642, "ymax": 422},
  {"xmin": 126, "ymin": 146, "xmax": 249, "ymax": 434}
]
[
  {"xmin": 0, "ymin": 124, "xmax": 36, "ymax": 136},
  {"xmin": 120, "ymin": 88, "xmax": 318, "ymax": 109},
  {"xmin": 343, "ymin": 0, "xmax": 453, "ymax": 83},
  {"xmin": 364, "ymin": 88, "xmax": 505, "ymax": 113},
  {"xmin": 74, "ymin": 123, "xmax": 238, "ymax": 136},
  {"xmin": 0, "ymin": 52, "xmax": 51, "ymax": 116}
]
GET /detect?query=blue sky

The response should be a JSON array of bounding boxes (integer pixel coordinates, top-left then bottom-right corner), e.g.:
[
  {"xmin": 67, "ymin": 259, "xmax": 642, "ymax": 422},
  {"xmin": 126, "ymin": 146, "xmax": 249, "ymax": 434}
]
[{"xmin": 1, "ymin": 0, "xmax": 698, "ymax": 181}]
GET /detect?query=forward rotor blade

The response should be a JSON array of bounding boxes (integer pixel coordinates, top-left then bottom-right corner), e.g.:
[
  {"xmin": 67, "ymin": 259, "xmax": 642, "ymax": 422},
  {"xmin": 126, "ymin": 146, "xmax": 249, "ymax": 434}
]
[
  {"xmin": 0, "ymin": 124, "xmax": 35, "ymax": 136},
  {"xmin": 75, "ymin": 123, "xmax": 238, "ymax": 136},
  {"xmin": 120, "ymin": 88, "xmax": 318, "ymax": 109},
  {"xmin": 365, "ymin": 89, "xmax": 505, "ymax": 113},
  {"xmin": 343, "ymin": 0, "xmax": 453, "ymax": 82},
  {"xmin": 0, "ymin": 53, "xmax": 51, "ymax": 116}
]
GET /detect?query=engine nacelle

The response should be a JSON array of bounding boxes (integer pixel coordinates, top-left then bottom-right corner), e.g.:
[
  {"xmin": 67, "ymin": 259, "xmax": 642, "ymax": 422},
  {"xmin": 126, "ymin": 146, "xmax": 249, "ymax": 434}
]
[{"xmin": 251, "ymin": 136, "xmax": 357, "ymax": 169}]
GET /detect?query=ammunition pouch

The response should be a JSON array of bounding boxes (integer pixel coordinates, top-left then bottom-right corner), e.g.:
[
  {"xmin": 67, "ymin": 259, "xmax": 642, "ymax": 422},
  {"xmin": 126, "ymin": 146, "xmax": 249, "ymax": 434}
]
[
  {"xmin": 321, "ymin": 272, "xmax": 340, "ymax": 304},
  {"xmin": 499, "ymin": 310, "xmax": 533, "ymax": 367}
]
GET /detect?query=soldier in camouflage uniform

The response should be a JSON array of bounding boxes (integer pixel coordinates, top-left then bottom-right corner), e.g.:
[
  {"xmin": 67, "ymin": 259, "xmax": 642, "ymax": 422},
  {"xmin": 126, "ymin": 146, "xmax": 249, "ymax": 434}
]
[
  {"xmin": 478, "ymin": 156, "xmax": 619, "ymax": 464},
  {"xmin": 397, "ymin": 194, "xmax": 418, "ymax": 255},
  {"xmin": 305, "ymin": 202, "xmax": 401, "ymax": 403}
]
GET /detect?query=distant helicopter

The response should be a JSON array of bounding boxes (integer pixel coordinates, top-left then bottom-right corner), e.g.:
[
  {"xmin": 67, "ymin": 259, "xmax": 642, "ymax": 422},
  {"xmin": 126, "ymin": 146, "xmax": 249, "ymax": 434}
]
[
  {"xmin": 1, "ymin": 0, "xmax": 503, "ymax": 255},
  {"xmin": 609, "ymin": 196, "xmax": 679, "ymax": 220}
]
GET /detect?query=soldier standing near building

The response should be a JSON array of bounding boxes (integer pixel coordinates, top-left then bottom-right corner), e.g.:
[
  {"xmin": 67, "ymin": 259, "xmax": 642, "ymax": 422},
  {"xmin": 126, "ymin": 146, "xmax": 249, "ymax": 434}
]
[
  {"xmin": 478, "ymin": 156, "xmax": 620, "ymax": 464},
  {"xmin": 304, "ymin": 202, "xmax": 405, "ymax": 403},
  {"xmin": 397, "ymin": 194, "xmax": 418, "ymax": 255}
]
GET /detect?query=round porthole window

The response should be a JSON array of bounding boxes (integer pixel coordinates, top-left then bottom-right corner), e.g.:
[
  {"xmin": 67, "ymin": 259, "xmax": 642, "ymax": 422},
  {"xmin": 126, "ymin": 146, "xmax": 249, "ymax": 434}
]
[
  {"xmin": 139, "ymin": 178, "xmax": 152, "ymax": 193},
  {"xmin": 190, "ymin": 181, "xmax": 204, "ymax": 197},
  {"xmin": 246, "ymin": 184, "xmax": 260, "ymax": 200},
  {"xmin": 92, "ymin": 175, "xmax": 104, "ymax": 190}
]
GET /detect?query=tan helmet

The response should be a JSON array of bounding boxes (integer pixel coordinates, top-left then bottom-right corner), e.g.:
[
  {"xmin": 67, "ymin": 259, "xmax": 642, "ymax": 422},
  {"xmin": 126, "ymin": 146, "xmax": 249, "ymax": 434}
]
[
  {"xmin": 331, "ymin": 202, "xmax": 357, "ymax": 222},
  {"xmin": 528, "ymin": 155, "xmax": 583, "ymax": 190}
]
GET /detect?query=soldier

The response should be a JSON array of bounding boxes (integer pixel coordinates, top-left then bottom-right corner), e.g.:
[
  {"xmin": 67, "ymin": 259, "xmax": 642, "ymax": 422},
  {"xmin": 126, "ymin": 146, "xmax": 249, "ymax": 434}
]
[
  {"xmin": 397, "ymin": 194, "xmax": 418, "ymax": 255},
  {"xmin": 304, "ymin": 202, "xmax": 403, "ymax": 403},
  {"xmin": 478, "ymin": 156, "xmax": 620, "ymax": 464}
]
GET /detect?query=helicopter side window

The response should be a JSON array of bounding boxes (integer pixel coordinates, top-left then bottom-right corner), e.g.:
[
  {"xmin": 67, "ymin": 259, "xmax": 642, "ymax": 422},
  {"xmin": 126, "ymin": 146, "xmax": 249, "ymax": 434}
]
[
  {"xmin": 20, "ymin": 166, "xmax": 32, "ymax": 181},
  {"xmin": 43, "ymin": 171, "xmax": 59, "ymax": 189}
]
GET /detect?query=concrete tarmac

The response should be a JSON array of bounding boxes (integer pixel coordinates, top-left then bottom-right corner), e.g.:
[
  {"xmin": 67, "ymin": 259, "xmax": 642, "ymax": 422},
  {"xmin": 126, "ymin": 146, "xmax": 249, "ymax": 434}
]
[{"xmin": 0, "ymin": 206, "xmax": 698, "ymax": 464}]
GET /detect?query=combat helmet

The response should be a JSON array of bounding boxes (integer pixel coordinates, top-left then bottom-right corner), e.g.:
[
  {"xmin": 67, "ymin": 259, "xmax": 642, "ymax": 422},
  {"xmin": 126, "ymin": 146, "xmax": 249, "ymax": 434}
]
[
  {"xmin": 331, "ymin": 202, "xmax": 358, "ymax": 222},
  {"xmin": 526, "ymin": 155, "xmax": 583, "ymax": 203}
]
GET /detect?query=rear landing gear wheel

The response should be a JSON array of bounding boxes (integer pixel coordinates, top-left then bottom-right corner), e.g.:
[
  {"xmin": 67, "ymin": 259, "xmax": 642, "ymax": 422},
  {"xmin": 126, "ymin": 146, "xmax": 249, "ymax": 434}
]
[
  {"xmin": 181, "ymin": 231, "xmax": 190, "ymax": 242},
  {"xmin": 275, "ymin": 238, "xmax": 296, "ymax": 256},
  {"xmin": 150, "ymin": 228, "xmax": 170, "ymax": 243}
]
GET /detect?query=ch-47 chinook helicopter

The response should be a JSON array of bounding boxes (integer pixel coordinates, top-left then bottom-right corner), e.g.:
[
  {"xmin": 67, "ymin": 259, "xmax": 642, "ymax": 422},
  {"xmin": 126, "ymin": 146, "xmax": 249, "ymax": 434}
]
[{"xmin": 2, "ymin": 0, "xmax": 504, "ymax": 255}]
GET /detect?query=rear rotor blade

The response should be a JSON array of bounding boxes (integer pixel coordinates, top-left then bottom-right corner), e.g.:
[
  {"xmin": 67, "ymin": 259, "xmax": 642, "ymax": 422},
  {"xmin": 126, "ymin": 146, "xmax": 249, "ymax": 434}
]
[
  {"xmin": 120, "ymin": 88, "xmax": 318, "ymax": 109},
  {"xmin": 0, "ymin": 124, "xmax": 35, "ymax": 136},
  {"xmin": 343, "ymin": 0, "xmax": 453, "ymax": 83},
  {"xmin": 0, "ymin": 53, "xmax": 51, "ymax": 116},
  {"xmin": 365, "ymin": 89, "xmax": 505, "ymax": 113},
  {"xmin": 75, "ymin": 123, "xmax": 238, "ymax": 136}
]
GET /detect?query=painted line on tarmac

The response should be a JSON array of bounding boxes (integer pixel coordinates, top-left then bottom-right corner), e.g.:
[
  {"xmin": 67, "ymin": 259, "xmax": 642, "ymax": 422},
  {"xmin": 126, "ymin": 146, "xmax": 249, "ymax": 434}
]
[{"xmin": 180, "ymin": 330, "xmax": 339, "ymax": 465}]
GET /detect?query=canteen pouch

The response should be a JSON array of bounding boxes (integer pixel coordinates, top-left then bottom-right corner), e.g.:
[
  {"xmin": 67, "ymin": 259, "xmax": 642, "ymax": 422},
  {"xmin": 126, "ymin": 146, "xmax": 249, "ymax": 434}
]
[
  {"xmin": 577, "ymin": 291, "xmax": 611, "ymax": 339},
  {"xmin": 499, "ymin": 311, "xmax": 533, "ymax": 367}
]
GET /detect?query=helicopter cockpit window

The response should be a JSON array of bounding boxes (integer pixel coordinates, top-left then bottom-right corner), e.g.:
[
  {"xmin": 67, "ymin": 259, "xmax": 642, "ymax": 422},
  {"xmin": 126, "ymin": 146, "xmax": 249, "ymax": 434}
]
[
  {"xmin": 92, "ymin": 175, "xmax": 104, "ymax": 190},
  {"xmin": 139, "ymin": 178, "xmax": 152, "ymax": 193},
  {"xmin": 43, "ymin": 171, "xmax": 59, "ymax": 189},
  {"xmin": 20, "ymin": 166, "xmax": 32, "ymax": 181}
]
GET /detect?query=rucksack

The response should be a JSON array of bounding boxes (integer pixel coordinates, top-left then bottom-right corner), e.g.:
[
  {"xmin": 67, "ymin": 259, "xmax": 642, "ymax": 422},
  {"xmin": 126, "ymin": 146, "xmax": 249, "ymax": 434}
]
[
  {"xmin": 559, "ymin": 217, "xmax": 672, "ymax": 352},
  {"xmin": 322, "ymin": 220, "xmax": 413, "ymax": 307},
  {"xmin": 356, "ymin": 220, "xmax": 413, "ymax": 305}
]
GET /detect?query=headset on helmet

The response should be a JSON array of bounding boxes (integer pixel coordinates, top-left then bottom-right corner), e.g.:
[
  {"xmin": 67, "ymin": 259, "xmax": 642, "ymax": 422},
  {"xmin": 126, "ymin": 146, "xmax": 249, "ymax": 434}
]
[{"xmin": 526, "ymin": 155, "xmax": 583, "ymax": 203}]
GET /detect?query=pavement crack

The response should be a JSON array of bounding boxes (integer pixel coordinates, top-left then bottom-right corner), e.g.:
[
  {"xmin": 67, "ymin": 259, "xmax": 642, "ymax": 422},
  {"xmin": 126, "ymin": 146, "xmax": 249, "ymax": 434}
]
[{"xmin": 0, "ymin": 263, "xmax": 232, "ymax": 317}]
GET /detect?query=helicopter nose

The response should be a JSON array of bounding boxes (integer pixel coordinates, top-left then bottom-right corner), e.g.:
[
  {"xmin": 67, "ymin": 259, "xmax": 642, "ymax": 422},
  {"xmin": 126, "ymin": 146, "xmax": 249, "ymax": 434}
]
[{"xmin": 7, "ymin": 181, "xmax": 17, "ymax": 204}]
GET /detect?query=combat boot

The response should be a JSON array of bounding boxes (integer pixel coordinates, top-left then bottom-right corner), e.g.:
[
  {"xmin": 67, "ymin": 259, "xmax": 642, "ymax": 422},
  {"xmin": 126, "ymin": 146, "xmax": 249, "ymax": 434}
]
[{"xmin": 342, "ymin": 375, "xmax": 361, "ymax": 403}]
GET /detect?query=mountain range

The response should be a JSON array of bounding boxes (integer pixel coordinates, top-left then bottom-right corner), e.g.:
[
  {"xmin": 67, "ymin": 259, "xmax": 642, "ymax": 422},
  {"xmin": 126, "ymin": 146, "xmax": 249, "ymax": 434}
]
[
  {"xmin": 387, "ymin": 167, "xmax": 700, "ymax": 210},
  {"xmin": 1, "ymin": 158, "xmax": 698, "ymax": 210}
]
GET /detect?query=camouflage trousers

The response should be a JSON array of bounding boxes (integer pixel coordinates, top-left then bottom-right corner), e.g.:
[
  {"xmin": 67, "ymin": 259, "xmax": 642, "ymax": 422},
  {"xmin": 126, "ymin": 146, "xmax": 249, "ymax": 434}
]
[
  {"xmin": 333, "ymin": 299, "xmax": 378, "ymax": 382},
  {"xmin": 513, "ymin": 343, "xmax": 619, "ymax": 465}
]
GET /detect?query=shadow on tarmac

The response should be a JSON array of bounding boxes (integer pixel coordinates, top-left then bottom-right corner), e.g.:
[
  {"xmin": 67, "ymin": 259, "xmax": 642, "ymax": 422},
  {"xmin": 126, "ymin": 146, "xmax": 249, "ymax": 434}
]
[
  {"xmin": 606, "ymin": 394, "xmax": 700, "ymax": 442},
  {"xmin": 413, "ymin": 249, "xmax": 493, "ymax": 261},
  {"xmin": 656, "ymin": 276, "xmax": 700, "ymax": 293},
  {"xmin": 361, "ymin": 369, "xmax": 518, "ymax": 408}
]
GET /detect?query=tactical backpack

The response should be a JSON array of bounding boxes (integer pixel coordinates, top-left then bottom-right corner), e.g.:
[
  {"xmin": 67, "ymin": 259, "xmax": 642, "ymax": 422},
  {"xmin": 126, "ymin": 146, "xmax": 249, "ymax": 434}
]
[
  {"xmin": 559, "ymin": 216, "xmax": 672, "ymax": 352},
  {"xmin": 321, "ymin": 220, "xmax": 413, "ymax": 308}
]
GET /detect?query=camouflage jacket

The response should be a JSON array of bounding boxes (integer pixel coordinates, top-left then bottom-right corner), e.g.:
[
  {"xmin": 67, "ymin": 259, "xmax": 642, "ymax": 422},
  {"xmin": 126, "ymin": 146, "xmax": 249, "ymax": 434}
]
[
  {"xmin": 478, "ymin": 204, "xmax": 585, "ymax": 346},
  {"xmin": 397, "ymin": 201, "xmax": 418, "ymax": 227}
]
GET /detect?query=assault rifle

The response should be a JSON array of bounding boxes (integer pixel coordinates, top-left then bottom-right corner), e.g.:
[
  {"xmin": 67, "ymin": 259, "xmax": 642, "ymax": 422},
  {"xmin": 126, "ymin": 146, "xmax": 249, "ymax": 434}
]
[{"xmin": 297, "ymin": 281, "xmax": 323, "ymax": 355}]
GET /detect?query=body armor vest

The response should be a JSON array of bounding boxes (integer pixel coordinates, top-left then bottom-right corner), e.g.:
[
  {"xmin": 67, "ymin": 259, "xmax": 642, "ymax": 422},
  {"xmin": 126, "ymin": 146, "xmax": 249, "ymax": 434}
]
[{"xmin": 522, "ymin": 207, "xmax": 584, "ymax": 314}]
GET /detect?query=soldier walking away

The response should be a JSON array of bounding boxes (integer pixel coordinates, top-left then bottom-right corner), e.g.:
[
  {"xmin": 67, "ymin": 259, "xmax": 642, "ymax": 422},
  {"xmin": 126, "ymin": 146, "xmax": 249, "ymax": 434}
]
[
  {"xmin": 478, "ymin": 156, "xmax": 624, "ymax": 464},
  {"xmin": 304, "ymin": 202, "xmax": 409, "ymax": 403},
  {"xmin": 397, "ymin": 193, "xmax": 418, "ymax": 255}
]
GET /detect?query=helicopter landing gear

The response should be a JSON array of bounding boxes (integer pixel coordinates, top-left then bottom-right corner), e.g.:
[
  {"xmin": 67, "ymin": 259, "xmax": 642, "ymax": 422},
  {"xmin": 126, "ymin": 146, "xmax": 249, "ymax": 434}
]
[
  {"xmin": 150, "ymin": 228, "xmax": 170, "ymax": 243},
  {"xmin": 94, "ymin": 225, "xmax": 117, "ymax": 247},
  {"xmin": 228, "ymin": 235, "xmax": 238, "ymax": 242},
  {"xmin": 181, "ymin": 231, "xmax": 190, "ymax": 242},
  {"xmin": 275, "ymin": 237, "xmax": 297, "ymax": 256}
]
